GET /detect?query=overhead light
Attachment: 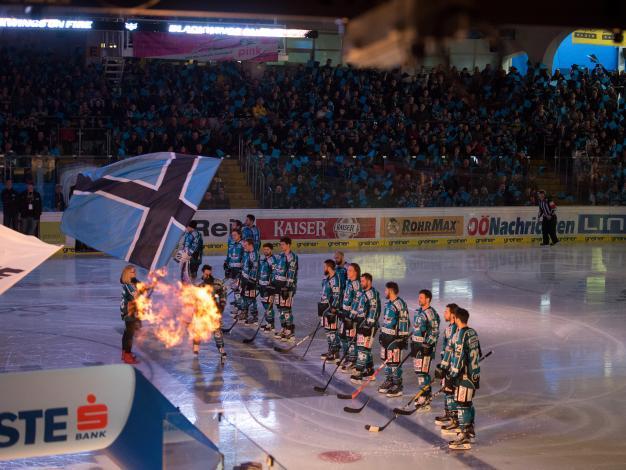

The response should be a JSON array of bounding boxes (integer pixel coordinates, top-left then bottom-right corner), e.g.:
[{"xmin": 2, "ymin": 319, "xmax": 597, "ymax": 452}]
[
  {"xmin": 125, "ymin": 22, "xmax": 138, "ymax": 31},
  {"xmin": 0, "ymin": 17, "xmax": 92, "ymax": 29},
  {"xmin": 167, "ymin": 24, "xmax": 309, "ymax": 38}
]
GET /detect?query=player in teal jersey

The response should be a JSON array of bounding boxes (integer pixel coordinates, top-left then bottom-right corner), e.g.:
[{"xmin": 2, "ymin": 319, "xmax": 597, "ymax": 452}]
[
  {"xmin": 410, "ymin": 289, "xmax": 440, "ymax": 411},
  {"xmin": 320, "ymin": 259, "xmax": 344, "ymax": 361},
  {"xmin": 339, "ymin": 263, "xmax": 362, "ymax": 374},
  {"xmin": 444, "ymin": 307, "xmax": 482, "ymax": 450},
  {"xmin": 350, "ymin": 272, "xmax": 381, "ymax": 384},
  {"xmin": 259, "ymin": 243, "xmax": 279, "ymax": 333},
  {"xmin": 378, "ymin": 282, "xmax": 410, "ymax": 397},
  {"xmin": 434, "ymin": 303, "xmax": 459, "ymax": 426}
]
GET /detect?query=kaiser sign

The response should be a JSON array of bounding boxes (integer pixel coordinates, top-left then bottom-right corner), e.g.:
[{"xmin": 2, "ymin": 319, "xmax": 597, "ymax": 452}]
[{"xmin": 256, "ymin": 217, "xmax": 376, "ymax": 239}]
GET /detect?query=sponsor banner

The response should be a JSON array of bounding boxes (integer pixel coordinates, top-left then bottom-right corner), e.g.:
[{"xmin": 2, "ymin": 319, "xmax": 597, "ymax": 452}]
[
  {"xmin": 39, "ymin": 222, "xmax": 65, "ymax": 246},
  {"xmin": 257, "ymin": 217, "xmax": 376, "ymax": 240},
  {"xmin": 0, "ymin": 365, "xmax": 133, "ymax": 460},
  {"xmin": 0, "ymin": 225, "xmax": 62, "ymax": 295},
  {"xmin": 577, "ymin": 214, "xmax": 626, "ymax": 234},
  {"xmin": 133, "ymin": 32, "xmax": 279, "ymax": 62},
  {"xmin": 572, "ymin": 29, "xmax": 626, "ymax": 47},
  {"xmin": 466, "ymin": 214, "xmax": 577, "ymax": 237},
  {"xmin": 381, "ymin": 216, "xmax": 463, "ymax": 237}
]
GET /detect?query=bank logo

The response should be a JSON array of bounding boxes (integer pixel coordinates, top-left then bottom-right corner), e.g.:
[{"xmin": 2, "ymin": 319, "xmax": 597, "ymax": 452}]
[
  {"xmin": 578, "ymin": 215, "xmax": 626, "ymax": 234},
  {"xmin": 0, "ymin": 394, "xmax": 109, "ymax": 448}
]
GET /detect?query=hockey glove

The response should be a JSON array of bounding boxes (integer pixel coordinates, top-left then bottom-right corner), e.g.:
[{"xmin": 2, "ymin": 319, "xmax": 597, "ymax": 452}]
[
  {"xmin": 434, "ymin": 364, "xmax": 446, "ymax": 380},
  {"xmin": 421, "ymin": 344, "xmax": 433, "ymax": 356},
  {"xmin": 442, "ymin": 375, "xmax": 455, "ymax": 394}
]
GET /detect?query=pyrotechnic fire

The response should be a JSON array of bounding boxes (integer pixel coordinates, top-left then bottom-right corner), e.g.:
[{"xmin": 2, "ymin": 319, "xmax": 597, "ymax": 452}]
[{"xmin": 135, "ymin": 269, "xmax": 222, "ymax": 348}]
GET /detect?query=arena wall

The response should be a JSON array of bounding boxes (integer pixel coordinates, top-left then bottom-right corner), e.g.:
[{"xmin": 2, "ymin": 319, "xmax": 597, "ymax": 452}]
[{"xmin": 34, "ymin": 206, "xmax": 626, "ymax": 256}]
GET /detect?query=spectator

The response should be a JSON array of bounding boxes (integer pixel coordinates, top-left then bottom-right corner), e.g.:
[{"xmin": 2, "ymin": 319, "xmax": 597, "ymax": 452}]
[
  {"xmin": 19, "ymin": 183, "xmax": 42, "ymax": 236},
  {"xmin": 54, "ymin": 184, "xmax": 66, "ymax": 211},
  {"xmin": 1, "ymin": 179, "xmax": 20, "ymax": 230}
]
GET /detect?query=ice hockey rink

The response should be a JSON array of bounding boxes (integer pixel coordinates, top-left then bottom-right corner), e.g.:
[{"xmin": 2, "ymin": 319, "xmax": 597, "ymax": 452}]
[{"xmin": 1, "ymin": 244, "xmax": 626, "ymax": 470}]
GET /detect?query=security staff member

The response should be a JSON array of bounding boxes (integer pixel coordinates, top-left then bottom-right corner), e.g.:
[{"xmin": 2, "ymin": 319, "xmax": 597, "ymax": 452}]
[
  {"xmin": 1, "ymin": 179, "xmax": 19, "ymax": 230},
  {"xmin": 537, "ymin": 190, "xmax": 558, "ymax": 246}
]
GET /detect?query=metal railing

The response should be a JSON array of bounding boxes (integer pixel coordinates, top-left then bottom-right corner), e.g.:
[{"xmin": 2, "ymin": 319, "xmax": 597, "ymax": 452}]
[{"xmin": 238, "ymin": 147, "xmax": 268, "ymax": 207}]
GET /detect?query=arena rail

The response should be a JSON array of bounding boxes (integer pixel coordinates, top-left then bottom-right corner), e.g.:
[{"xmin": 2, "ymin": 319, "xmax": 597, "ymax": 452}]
[{"xmin": 27, "ymin": 206, "xmax": 626, "ymax": 255}]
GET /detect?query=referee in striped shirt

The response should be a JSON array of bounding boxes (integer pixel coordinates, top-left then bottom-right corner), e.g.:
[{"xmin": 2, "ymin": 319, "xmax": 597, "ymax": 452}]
[{"xmin": 537, "ymin": 190, "xmax": 559, "ymax": 246}]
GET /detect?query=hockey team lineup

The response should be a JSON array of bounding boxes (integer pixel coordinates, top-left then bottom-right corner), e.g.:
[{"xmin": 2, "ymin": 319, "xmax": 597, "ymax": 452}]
[
  {"xmin": 2, "ymin": 239, "xmax": 626, "ymax": 468},
  {"xmin": 125, "ymin": 214, "xmax": 505, "ymax": 452}
]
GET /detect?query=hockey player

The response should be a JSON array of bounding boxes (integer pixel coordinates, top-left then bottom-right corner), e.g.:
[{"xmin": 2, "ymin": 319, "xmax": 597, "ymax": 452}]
[
  {"xmin": 319, "ymin": 259, "xmax": 344, "ymax": 361},
  {"xmin": 240, "ymin": 238, "xmax": 260, "ymax": 325},
  {"xmin": 334, "ymin": 251, "xmax": 348, "ymax": 286},
  {"xmin": 434, "ymin": 303, "xmax": 459, "ymax": 427},
  {"xmin": 444, "ymin": 307, "xmax": 482, "ymax": 450},
  {"xmin": 224, "ymin": 228, "xmax": 244, "ymax": 317},
  {"xmin": 350, "ymin": 272, "xmax": 381, "ymax": 384},
  {"xmin": 272, "ymin": 237, "xmax": 298, "ymax": 341},
  {"xmin": 195, "ymin": 265, "xmax": 227, "ymax": 362},
  {"xmin": 378, "ymin": 282, "xmax": 410, "ymax": 397},
  {"xmin": 339, "ymin": 263, "xmax": 362, "ymax": 373},
  {"xmin": 242, "ymin": 214, "xmax": 261, "ymax": 252},
  {"xmin": 179, "ymin": 221, "xmax": 203, "ymax": 283},
  {"xmin": 259, "ymin": 243, "xmax": 279, "ymax": 334},
  {"xmin": 410, "ymin": 289, "xmax": 440, "ymax": 411}
]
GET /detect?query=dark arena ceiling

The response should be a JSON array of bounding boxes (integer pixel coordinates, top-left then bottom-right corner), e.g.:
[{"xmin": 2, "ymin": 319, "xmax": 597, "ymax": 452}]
[{"xmin": 0, "ymin": 0, "xmax": 624, "ymax": 28}]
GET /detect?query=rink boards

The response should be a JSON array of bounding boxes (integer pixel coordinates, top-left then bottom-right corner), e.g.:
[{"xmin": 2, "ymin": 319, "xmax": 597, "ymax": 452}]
[{"xmin": 35, "ymin": 205, "xmax": 626, "ymax": 255}]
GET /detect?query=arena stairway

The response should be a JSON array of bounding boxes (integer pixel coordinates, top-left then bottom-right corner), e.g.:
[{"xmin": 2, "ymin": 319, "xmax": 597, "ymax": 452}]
[
  {"xmin": 218, "ymin": 158, "xmax": 259, "ymax": 208},
  {"xmin": 530, "ymin": 159, "xmax": 574, "ymax": 205}
]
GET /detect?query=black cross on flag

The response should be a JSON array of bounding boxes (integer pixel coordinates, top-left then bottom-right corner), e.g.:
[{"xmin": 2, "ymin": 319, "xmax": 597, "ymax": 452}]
[{"xmin": 61, "ymin": 153, "xmax": 221, "ymax": 271}]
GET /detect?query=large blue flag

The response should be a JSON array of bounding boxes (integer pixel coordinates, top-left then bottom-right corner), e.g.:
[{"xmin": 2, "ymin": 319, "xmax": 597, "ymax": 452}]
[{"xmin": 61, "ymin": 153, "xmax": 221, "ymax": 271}]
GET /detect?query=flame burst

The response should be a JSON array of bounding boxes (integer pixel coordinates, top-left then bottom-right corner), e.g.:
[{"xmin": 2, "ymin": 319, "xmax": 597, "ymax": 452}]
[{"xmin": 135, "ymin": 269, "xmax": 222, "ymax": 348}]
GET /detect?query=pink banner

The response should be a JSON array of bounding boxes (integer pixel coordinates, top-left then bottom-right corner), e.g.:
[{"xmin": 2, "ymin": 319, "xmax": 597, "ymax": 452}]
[{"xmin": 133, "ymin": 32, "xmax": 279, "ymax": 62}]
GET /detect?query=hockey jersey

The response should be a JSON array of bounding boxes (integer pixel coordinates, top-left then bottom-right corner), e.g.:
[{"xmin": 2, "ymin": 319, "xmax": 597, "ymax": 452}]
[
  {"xmin": 225, "ymin": 240, "xmax": 244, "ymax": 271},
  {"xmin": 449, "ymin": 327, "xmax": 482, "ymax": 383},
  {"xmin": 380, "ymin": 297, "xmax": 410, "ymax": 339},
  {"xmin": 321, "ymin": 272, "xmax": 343, "ymax": 309},
  {"xmin": 441, "ymin": 322, "xmax": 458, "ymax": 361},
  {"xmin": 411, "ymin": 305, "xmax": 440, "ymax": 349},
  {"xmin": 182, "ymin": 230, "xmax": 203, "ymax": 257},
  {"xmin": 258, "ymin": 254, "xmax": 277, "ymax": 287},
  {"xmin": 341, "ymin": 279, "xmax": 361, "ymax": 317},
  {"xmin": 273, "ymin": 251, "xmax": 298, "ymax": 289},
  {"xmin": 241, "ymin": 249, "xmax": 260, "ymax": 283},
  {"xmin": 355, "ymin": 287, "xmax": 381, "ymax": 327},
  {"xmin": 242, "ymin": 225, "xmax": 261, "ymax": 251}
]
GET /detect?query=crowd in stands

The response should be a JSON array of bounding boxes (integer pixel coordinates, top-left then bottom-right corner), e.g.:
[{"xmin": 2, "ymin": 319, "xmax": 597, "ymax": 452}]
[{"xmin": 1, "ymin": 44, "xmax": 626, "ymax": 209}]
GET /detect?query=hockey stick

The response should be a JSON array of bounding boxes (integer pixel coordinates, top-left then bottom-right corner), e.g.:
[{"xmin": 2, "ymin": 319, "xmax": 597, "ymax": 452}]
[
  {"xmin": 221, "ymin": 318, "xmax": 239, "ymax": 334},
  {"xmin": 273, "ymin": 322, "xmax": 323, "ymax": 353},
  {"xmin": 338, "ymin": 359, "xmax": 389, "ymax": 400},
  {"xmin": 313, "ymin": 325, "xmax": 364, "ymax": 393},
  {"xmin": 301, "ymin": 320, "xmax": 322, "ymax": 359},
  {"xmin": 338, "ymin": 345, "xmax": 410, "ymax": 401},
  {"xmin": 242, "ymin": 297, "xmax": 274, "ymax": 344},
  {"xmin": 343, "ymin": 396, "xmax": 372, "ymax": 414},
  {"xmin": 392, "ymin": 350, "xmax": 493, "ymax": 416},
  {"xmin": 301, "ymin": 308, "xmax": 329, "ymax": 360},
  {"xmin": 365, "ymin": 385, "xmax": 430, "ymax": 433},
  {"xmin": 339, "ymin": 337, "xmax": 405, "ymax": 400},
  {"xmin": 321, "ymin": 317, "xmax": 364, "ymax": 374}
]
